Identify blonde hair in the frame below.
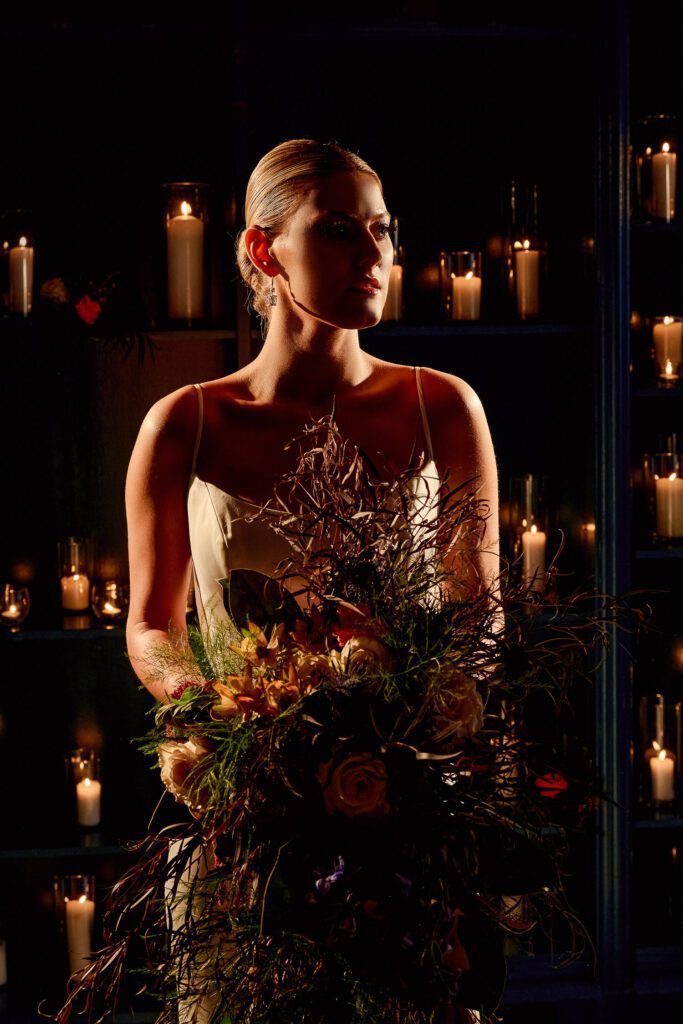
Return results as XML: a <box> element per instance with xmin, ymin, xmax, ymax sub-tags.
<box><xmin>235</xmin><ymin>138</ymin><xmax>383</xmax><ymax>328</ymax></box>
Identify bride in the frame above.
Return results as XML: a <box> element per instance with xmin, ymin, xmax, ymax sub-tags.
<box><xmin>125</xmin><ymin>138</ymin><xmax>499</xmax><ymax>1023</ymax></box>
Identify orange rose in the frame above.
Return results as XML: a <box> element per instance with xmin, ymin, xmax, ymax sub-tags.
<box><xmin>335</xmin><ymin>636</ymin><xmax>394</xmax><ymax>674</ymax></box>
<box><xmin>317</xmin><ymin>752</ymin><xmax>390</xmax><ymax>817</ymax></box>
<box><xmin>432</xmin><ymin>666</ymin><xmax>484</xmax><ymax>742</ymax></box>
<box><xmin>157</xmin><ymin>737</ymin><xmax>213</xmax><ymax>812</ymax></box>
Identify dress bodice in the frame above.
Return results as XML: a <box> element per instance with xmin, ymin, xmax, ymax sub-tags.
<box><xmin>186</xmin><ymin>367</ymin><xmax>441</xmax><ymax>632</ymax></box>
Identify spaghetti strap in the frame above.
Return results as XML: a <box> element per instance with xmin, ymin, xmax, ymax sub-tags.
<box><xmin>414</xmin><ymin>366</ymin><xmax>435</xmax><ymax>463</ymax></box>
<box><xmin>190</xmin><ymin>383</ymin><xmax>204</xmax><ymax>479</ymax></box>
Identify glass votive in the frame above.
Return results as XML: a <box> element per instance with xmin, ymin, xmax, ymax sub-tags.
<box><xmin>163</xmin><ymin>182</ymin><xmax>209</xmax><ymax>325</ymax></box>
<box><xmin>512</xmin><ymin>238</ymin><xmax>542</xmax><ymax>320</ymax></box>
<box><xmin>65</xmin><ymin>749</ymin><xmax>102</xmax><ymax>827</ymax></box>
<box><xmin>91</xmin><ymin>579</ymin><xmax>129</xmax><ymax>626</ymax></box>
<box><xmin>58</xmin><ymin>537</ymin><xmax>93</xmax><ymax>613</ymax></box>
<box><xmin>643</xmin><ymin>451</ymin><xmax>683</xmax><ymax>542</ymax></box>
<box><xmin>7</xmin><ymin>223</ymin><xmax>35</xmax><ymax>317</ymax></box>
<box><xmin>638</xmin><ymin>693</ymin><xmax>681</xmax><ymax>811</ymax></box>
<box><xmin>635</xmin><ymin>115</ymin><xmax>678</xmax><ymax>222</ymax></box>
<box><xmin>652</xmin><ymin>316</ymin><xmax>683</xmax><ymax>386</ymax></box>
<box><xmin>506</xmin><ymin>474</ymin><xmax>551</xmax><ymax>590</ymax></box>
<box><xmin>440</xmin><ymin>251</ymin><xmax>482</xmax><ymax>321</ymax></box>
<box><xmin>0</xmin><ymin>583</ymin><xmax>30</xmax><ymax>630</ymax></box>
<box><xmin>54</xmin><ymin>874</ymin><xmax>96</xmax><ymax>976</ymax></box>
<box><xmin>381</xmin><ymin>216</ymin><xmax>404</xmax><ymax>322</ymax></box>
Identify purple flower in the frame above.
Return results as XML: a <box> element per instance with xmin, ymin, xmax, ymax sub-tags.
<box><xmin>314</xmin><ymin>855</ymin><xmax>345</xmax><ymax>894</ymax></box>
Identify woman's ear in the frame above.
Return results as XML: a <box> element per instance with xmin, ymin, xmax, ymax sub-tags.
<box><xmin>245</xmin><ymin>226</ymin><xmax>274</xmax><ymax>274</ymax></box>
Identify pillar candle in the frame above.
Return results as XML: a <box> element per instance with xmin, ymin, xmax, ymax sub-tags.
<box><xmin>655</xmin><ymin>473</ymin><xmax>683</xmax><ymax>538</ymax></box>
<box><xmin>381</xmin><ymin>264</ymin><xmax>403</xmax><ymax>321</ymax></box>
<box><xmin>8</xmin><ymin>237</ymin><xmax>34</xmax><ymax>316</ymax></box>
<box><xmin>167</xmin><ymin>201</ymin><xmax>205</xmax><ymax>321</ymax></box>
<box><xmin>522</xmin><ymin>524</ymin><xmax>546</xmax><ymax>590</ymax></box>
<box><xmin>76</xmin><ymin>776</ymin><xmax>101</xmax><ymax>827</ymax></box>
<box><xmin>652</xmin><ymin>143</ymin><xmax>676</xmax><ymax>221</ymax></box>
<box><xmin>60</xmin><ymin>574</ymin><xmax>90</xmax><ymax>612</ymax></box>
<box><xmin>653</xmin><ymin>317</ymin><xmax>682</xmax><ymax>381</ymax></box>
<box><xmin>650</xmin><ymin>749</ymin><xmax>675</xmax><ymax>802</ymax></box>
<box><xmin>514</xmin><ymin>243</ymin><xmax>540</xmax><ymax>318</ymax></box>
<box><xmin>451</xmin><ymin>272</ymin><xmax>482</xmax><ymax>320</ymax></box>
<box><xmin>65</xmin><ymin>896</ymin><xmax>95</xmax><ymax>975</ymax></box>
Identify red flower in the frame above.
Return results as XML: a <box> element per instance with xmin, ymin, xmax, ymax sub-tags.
<box><xmin>534</xmin><ymin>771</ymin><xmax>569</xmax><ymax>799</ymax></box>
<box><xmin>330</xmin><ymin>602</ymin><xmax>387</xmax><ymax>645</ymax></box>
<box><xmin>75</xmin><ymin>295</ymin><xmax>102</xmax><ymax>325</ymax></box>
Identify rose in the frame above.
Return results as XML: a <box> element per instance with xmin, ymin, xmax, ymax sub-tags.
<box><xmin>75</xmin><ymin>295</ymin><xmax>102</xmax><ymax>325</ymax></box>
<box><xmin>157</xmin><ymin>737</ymin><xmax>213</xmax><ymax>812</ymax></box>
<box><xmin>335</xmin><ymin>636</ymin><xmax>394</xmax><ymax>674</ymax></box>
<box><xmin>292</xmin><ymin>650</ymin><xmax>337</xmax><ymax>685</ymax></box>
<box><xmin>330</xmin><ymin>602</ymin><xmax>388</xmax><ymax>645</ymax></box>
<box><xmin>317</xmin><ymin>752</ymin><xmax>390</xmax><ymax>817</ymax></box>
<box><xmin>433</xmin><ymin>665</ymin><xmax>484</xmax><ymax>741</ymax></box>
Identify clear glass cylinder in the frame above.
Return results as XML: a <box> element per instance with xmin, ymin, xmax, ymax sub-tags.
<box><xmin>381</xmin><ymin>216</ymin><xmax>404</xmax><ymax>322</ymax></box>
<box><xmin>651</xmin><ymin>316</ymin><xmax>683</xmax><ymax>386</ymax></box>
<box><xmin>91</xmin><ymin>579</ymin><xmax>129</xmax><ymax>626</ymax></box>
<box><xmin>643</xmin><ymin>450</ymin><xmax>683</xmax><ymax>541</ymax></box>
<box><xmin>440</xmin><ymin>251</ymin><xmax>482</xmax><ymax>321</ymax></box>
<box><xmin>163</xmin><ymin>182</ymin><xmax>209</xmax><ymax>325</ymax></box>
<box><xmin>53</xmin><ymin>874</ymin><xmax>96</xmax><ymax>976</ymax></box>
<box><xmin>504</xmin><ymin>181</ymin><xmax>545</xmax><ymax>321</ymax></box>
<box><xmin>634</xmin><ymin>114</ymin><xmax>678</xmax><ymax>222</ymax></box>
<box><xmin>0</xmin><ymin>583</ymin><xmax>30</xmax><ymax>630</ymax></box>
<box><xmin>637</xmin><ymin>694</ymin><xmax>681</xmax><ymax>812</ymax></box>
<box><xmin>507</xmin><ymin>474</ymin><xmax>551</xmax><ymax>591</ymax></box>
<box><xmin>58</xmin><ymin>537</ymin><xmax>93</xmax><ymax>613</ymax></box>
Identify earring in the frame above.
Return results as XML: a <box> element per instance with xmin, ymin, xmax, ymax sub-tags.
<box><xmin>268</xmin><ymin>275</ymin><xmax>277</xmax><ymax>307</ymax></box>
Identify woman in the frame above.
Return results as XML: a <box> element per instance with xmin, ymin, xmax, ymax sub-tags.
<box><xmin>126</xmin><ymin>138</ymin><xmax>501</xmax><ymax>702</ymax></box>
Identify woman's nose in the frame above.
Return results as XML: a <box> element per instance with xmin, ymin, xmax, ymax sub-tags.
<box><xmin>357</xmin><ymin>229</ymin><xmax>384</xmax><ymax>269</ymax></box>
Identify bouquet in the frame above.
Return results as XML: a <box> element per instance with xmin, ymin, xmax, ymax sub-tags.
<box><xmin>48</xmin><ymin>414</ymin><xmax>648</xmax><ymax>1024</ymax></box>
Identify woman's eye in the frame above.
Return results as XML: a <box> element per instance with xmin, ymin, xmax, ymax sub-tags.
<box><xmin>320</xmin><ymin>221</ymin><xmax>392</xmax><ymax>239</ymax></box>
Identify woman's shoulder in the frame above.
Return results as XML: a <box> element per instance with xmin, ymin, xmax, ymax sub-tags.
<box><xmin>417</xmin><ymin>366</ymin><xmax>486</xmax><ymax>419</ymax></box>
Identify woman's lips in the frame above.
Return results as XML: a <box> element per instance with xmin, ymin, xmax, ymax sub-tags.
<box><xmin>348</xmin><ymin>283</ymin><xmax>381</xmax><ymax>295</ymax></box>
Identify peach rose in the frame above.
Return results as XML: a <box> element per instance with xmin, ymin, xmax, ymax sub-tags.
<box><xmin>317</xmin><ymin>752</ymin><xmax>390</xmax><ymax>817</ymax></box>
<box><xmin>336</xmin><ymin>636</ymin><xmax>394</xmax><ymax>674</ymax></box>
<box><xmin>433</xmin><ymin>666</ymin><xmax>484</xmax><ymax>741</ymax></box>
<box><xmin>158</xmin><ymin>737</ymin><xmax>213</xmax><ymax>811</ymax></box>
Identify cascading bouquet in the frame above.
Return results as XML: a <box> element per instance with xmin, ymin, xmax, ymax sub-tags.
<box><xmin>48</xmin><ymin>414</ymin><xmax>649</xmax><ymax>1024</ymax></box>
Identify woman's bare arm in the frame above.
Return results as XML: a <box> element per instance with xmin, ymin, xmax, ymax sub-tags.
<box><xmin>125</xmin><ymin>384</ymin><xmax>201</xmax><ymax>702</ymax></box>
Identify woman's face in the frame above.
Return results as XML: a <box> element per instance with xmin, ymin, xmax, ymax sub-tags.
<box><xmin>263</xmin><ymin>171</ymin><xmax>394</xmax><ymax>329</ymax></box>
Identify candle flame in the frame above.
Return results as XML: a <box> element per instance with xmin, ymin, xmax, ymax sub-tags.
<box><xmin>19</xmin><ymin>236</ymin><xmax>28</xmax><ymax>247</ymax></box>
<box><xmin>666</xmin><ymin>358</ymin><xmax>674</xmax><ymax>375</ymax></box>
<box><xmin>658</xmin><ymin>749</ymin><xmax>668</xmax><ymax>761</ymax></box>
<box><xmin>645</xmin><ymin>146</ymin><xmax>652</xmax><ymax>155</ymax></box>
<box><xmin>83</xmin><ymin>777</ymin><xmax>92</xmax><ymax>789</ymax></box>
<box><xmin>8</xmin><ymin>604</ymin><xmax>17</xmax><ymax>614</ymax></box>
<box><xmin>78</xmin><ymin>894</ymin><xmax>88</xmax><ymax>904</ymax></box>
<box><xmin>2</xmin><ymin>241</ymin><xmax>8</xmax><ymax>251</ymax></box>
<box><xmin>523</xmin><ymin>239</ymin><xmax>530</xmax><ymax>250</ymax></box>
<box><xmin>663</xmin><ymin>141</ymin><xmax>671</xmax><ymax>153</ymax></box>
<box><xmin>180</xmin><ymin>201</ymin><xmax>192</xmax><ymax>216</ymax></box>
<box><xmin>530</xmin><ymin>524</ymin><xmax>537</xmax><ymax>534</ymax></box>
<box><xmin>465</xmin><ymin>271</ymin><xmax>474</xmax><ymax>280</ymax></box>
<box><xmin>669</xmin><ymin>472</ymin><xmax>677</xmax><ymax>481</ymax></box>
<box><xmin>664</xmin><ymin>315</ymin><xmax>674</xmax><ymax>325</ymax></box>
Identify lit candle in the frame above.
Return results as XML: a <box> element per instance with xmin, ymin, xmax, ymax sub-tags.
<box><xmin>1</xmin><ymin>603</ymin><xmax>21</xmax><ymax>623</ymax></box>
<box><xmin>522</xmin><ymin>524</ymin><xmax>546</xmax><ymax>590</ymax></box>
<box><xmin>451</xmin><ymin>271</ymin><xmax>482</xmax><ymax>320</ymax></box>
<box><xmin>60</xmin><ymin>574</ymin><xmax>90</xmax><ymax>612</ymax></box>
<box><xmin>167</xmin><ymin>200</ymin><xmax>205</xmax><ymax>321</ymax></box>
<box><xmin>650</xmin><ymin>748</ymin><xmax>675</xmax><ymax>802</ymax></box>
<box><xmin>653</xmin><ymin>316</ymin><xmax>682</xmax><ymax>382</ymax></box>
<box><xmin>65</xmin><ymin>895</ymin><xmax>95</xmax><ymax>975</ymax></box>
<box><xmin>381</xmin><ymin>264</ymin><xmax>403</xmax><ymax>321</ymax></box>
<box><xmin>514</xmin><ymin>240</ymin><xmax>540</xmax><ymax>319</ymax></box>
<box><xmin>655</xmin><ymin>473</ymin><xmax>683</xmax><ymax>538</ymax></box>
<box><xmin>76</xmin><ymin>776</ymin><xmax>101</xmax><ymax>827</ymax></box>
<box><xmin>8</xmin><ymin>236</ymin><xmax>34</xmax><ymax>316</ymax></box>
<box><xmin>652</xmin><ymin>142</ymin><xmax>676</xmax><ymax>221</ymax></box>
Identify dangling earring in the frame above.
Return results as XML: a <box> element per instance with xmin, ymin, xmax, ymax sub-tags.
<box><xmin>268</xmin><ymin>275</ymin><xmax>277</xmax><ymax>307</ymax></box>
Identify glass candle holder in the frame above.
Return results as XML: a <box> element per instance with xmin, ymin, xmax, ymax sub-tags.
<box><xmin>91</xmin><ymin>579</ymin><xmax>129</xmax><ymax>626</ymax></box>
<box><xmin>65</xmin><ymin>749</ymin><xmax>102</xmax><ymax>827</ymax></box>
<box><xmin>381</xmin><ymin>216</ymin><xmax>404</xmax><ymax>322</ymax></box>
<box><xmin>440</xmin><ymin>251</ymin><xmax>482</xmax><ymax>321</ymax></box>
<box><xmin>163</xmin><ymin>182</ymin><xmax>209</xmax><ymax>325</ymax></box>
<box><xmin>54</xmin><ymin>874</ymin><xmax>96</xmax><ymax>976</ymax></box>
<box><xmin>504</xmin><ymin>181</ymin><xmax>545</xmax><ymax>320</ymax></box>
<box><xmin>58</xmin><ymin>537</ymin><xmax>93</xmax><ymax>613</ymax></box>
<box><xmin>0</xmin><ymin>583</ymin><xmax>30</xmax><ymax>630</ymax></box>
<box><xmin>651</xmin><ymin>316</ymin><xmax>683</xmax><ymax>386</ymax></box>
<box><xmin>507</xmin><ymin>474</ymin><xmax>551</xmax><ymax>591</ymax></box>
<box><xmin>638</xmin><ymin>693</ymin><xmax>681</xmax><ymax>812</ymax></box>
<box><xmin>635</xmin><ymin>115</ymin><xmax>678</xmax><ymax>222</ymax></box>
<box><xmin>643</xmin><ymin>451</ymin><xmax>683</xmax><ymax>542</ymax></box>
<box><xmin>7</xmin><ymin>220</ymin><xmax>35</xmax><ymax>317</ymax></box>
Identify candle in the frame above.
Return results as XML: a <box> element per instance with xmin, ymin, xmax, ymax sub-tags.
<box><xmin>8</xmin><ymin>237</ymin><xmax>34</xmax><ymax>316</ymax></box>
<box><xmin>522</xmin><ymin>524</ymin><xmax>546</xmax><ymax>590</ymax></box>
<box><xmin>76</xmin><ymin>776</ymin><xmax>101</xmax><ymax>827</ymax></box>
<box><xmin>381</xmin><ymin>264</ymin><xmax>403</xmax><ymax>321</ymax></box>
<box><xmin>652</xmin><ymin>142</ymin><xmax>676</xmax><ymax>221</ymax></box>
<box><xmin>167</xmin><ymin>201</ymin><xmax>205</xmax><ymax>321</ymax></box>
<box><xmin>655</xmin><ymin>473</ymin><xmax>683</xmax><ymax>538</ymax></box>
<box><xmin>514</xmin><ymin>241</ymin><xmax>540</xmax><ymax>318</ymax></box>
<box><xmin>1</xmin><ymin>603</ymin><xmax>21</xmax><ymax>623</ymax></box>
<box><xmin>61</xmin><ymin>573</ymin><xmax>90</xmax><ymax>612</ymax></box>
<box><xmin>650</xmin><ymin>748</ymin><xmax>675</xmax><ymax>802</ymax></box>
<box><xmin>65</xmin><ymin>895</ymin><xmax>95</xmax><ymax>975</ymax></box>
<box><xmin>653</xmin><ymin>316</ymin><xmax>682</xmax><ymax>382</ymax></box>
<box><xmin>451</xmin><ymin>272</ymin><xmax>482</xmax><ymax>320</ymax></box>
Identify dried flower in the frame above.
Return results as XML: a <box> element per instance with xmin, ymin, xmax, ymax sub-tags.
<box><xmin>40</xmin><ymin>277</ymin><xmax>70</xmax><ymax>305</ymax></box>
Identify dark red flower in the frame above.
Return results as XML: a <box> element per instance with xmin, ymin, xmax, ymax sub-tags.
<box><xmin>75</xmin><ymin>295</ymin><xmax>102</xmax><ymax>325</ymax></box>
<box><xmin>534</xmin><ymin>770</ymin><xmax>569</xmax><ymax>799</ymax></box>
